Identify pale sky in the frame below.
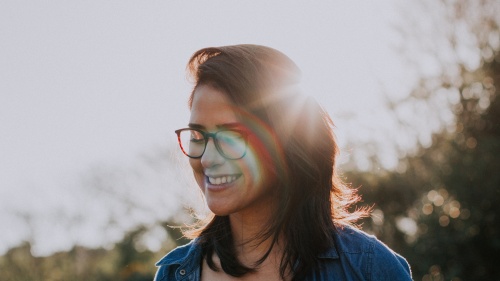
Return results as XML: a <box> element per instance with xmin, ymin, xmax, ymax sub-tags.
<box><xmin>0</xmin><ymin>0</ymin><xmax>422</xmax><ymax>255</ymax></box>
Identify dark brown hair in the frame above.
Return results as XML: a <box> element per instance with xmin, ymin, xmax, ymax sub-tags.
<box><xmin>184</xmin><ymin>44</ymin><xmax>366</xmax><ymax>280</ymax></box>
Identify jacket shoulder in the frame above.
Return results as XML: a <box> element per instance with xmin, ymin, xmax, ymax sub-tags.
<box><xmin>154</xmin><ymin>239</ymin><xmax>202</xmax><ymax>281</ymax></box>
<box><xmin>334</xmin><ymin>225</ymin><xmax>375</xmax><ymax>253</ymax></box>
<box><xmin>333</xmin><ymin>225</ymin><xmax>412</xmax><ymax>280</ymax></box>
<box><xmin>156</xmin><ymin>239</ymin><xmax>199</xmax><ymax>266</ymax></box>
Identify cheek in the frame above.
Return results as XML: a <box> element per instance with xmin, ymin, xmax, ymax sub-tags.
<box><xmin>240</xmin><ymin>151</ymin><xmax>262</xmax><ymax>185</ymax></box>
<box><xmin>189</xmin><ymin>159</ymin><xmax>204</xmax><ymax>183</ymax></box>
<box><xmin>248</xmin><ymin>136</ymin><xmax>276</xmax><ymax>175</ymax></box>
<box><xmin>189</xmin><ymin>158</ymin><xmax>199</xmax><ymax>169</ymax></box>
<box><xmin>244</xmin><ymin>137</ymin><xmax>277</xmax><ymax>186</ymax></box>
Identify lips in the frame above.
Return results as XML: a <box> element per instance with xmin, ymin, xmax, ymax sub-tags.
<box><xmin>206</xmin><ymin>174</ymin><xmax>240</xmax><ymax>185</ymax></box>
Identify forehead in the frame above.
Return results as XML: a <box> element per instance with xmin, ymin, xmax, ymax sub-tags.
<box><xmin>189</xmin><ymin>84</ymin><xmax>240</xmax><ymax>126</ymax></box>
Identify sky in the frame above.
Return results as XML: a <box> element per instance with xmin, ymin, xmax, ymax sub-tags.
<box><xmin>0</xmin><ymin>0</ymin><xmax>421</xmax><ymax>256</ymax></box>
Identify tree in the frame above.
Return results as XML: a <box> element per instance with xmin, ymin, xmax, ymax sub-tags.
<box><xmin>0</xmin><ymin>220</ymin><xmax>189</xmax><ymax>281</ymax></box>
<box><xmin>348</xmin><ymin>1</ymin><xmax>500</xmax><ymax>280</ymax></box>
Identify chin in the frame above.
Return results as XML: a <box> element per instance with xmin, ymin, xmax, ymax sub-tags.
<box><xmin>206</xmin><ymin>201</ymin><xmax>234</xmax><ymax>216</ymax></box>
<box><xmin>208</xmin><ymin>205</ymin><xmax>231</xmax><ymax>217</ymax></box>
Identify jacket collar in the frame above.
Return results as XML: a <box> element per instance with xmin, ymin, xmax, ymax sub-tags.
<box><xmin>156</xmin><ymin>239</ymin><xmax>202</xmax><ymax>280</ymax></box>
<box><xmin>157</xmin><ymin>237</ymin><xmax>340</xmax><ymax>266</ymax></box>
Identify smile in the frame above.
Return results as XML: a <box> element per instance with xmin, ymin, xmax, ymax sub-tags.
<box><xmin>207</xmin><ymin>175</ymin><xmax>240</xmax><ymax>185</ymax></box>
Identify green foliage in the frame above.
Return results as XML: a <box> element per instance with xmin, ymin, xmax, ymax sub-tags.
<box><xmin>408</xmin><ymin>55</ymin><xmax>500</xmax><ymax>280</ymax></box>
<box><xmin>0</xmin><ymin>222</ymin><xmax>187</xmax><ymax>281</ymax></box>
<box><xmin>349</xmin><ymin>12</ymin><xmax>500</xmax><ymax>280</ymax></box>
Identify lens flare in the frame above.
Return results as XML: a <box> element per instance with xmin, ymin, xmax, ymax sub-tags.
<box><xmin>227</xmin><ymin>89</ymin><xmax>322</xmax><ymax>185</ymax></box>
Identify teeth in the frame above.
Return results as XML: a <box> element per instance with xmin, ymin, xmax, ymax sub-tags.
<box><xmin>208</xmin><ymin>175</ymin><xmax>238</xmax><ymax>185</ymax></box>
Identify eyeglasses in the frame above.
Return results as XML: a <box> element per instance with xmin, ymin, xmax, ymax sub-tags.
<box><xmin>175</xmin><ymin>128</ymin><xmax>248</xmax><ymax>160</ymax></box>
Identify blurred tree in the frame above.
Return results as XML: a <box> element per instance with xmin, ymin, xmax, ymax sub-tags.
<box><xmin>0</xmin><ymin>242</ymin><xmax>114</xmax><ymax>281</ymax></box>
<box><xmin>0</xmin><ymin>220</ymin><xmax>188</xmax><ymax>281</ymax></box>
<box><xmin>407</xmin><ymin>45</ymin><xmax>500</xmax><ymax>281</ymax></box>
<box><xmin>348</xmin><ymin>0</ymin><xmax>500</xmax><ymax>280</ymax></box>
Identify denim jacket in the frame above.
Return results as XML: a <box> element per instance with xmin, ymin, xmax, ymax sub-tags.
<box><xmin>154</xmin><ymin>226</ymin><xmax>412</xmax><ymax>281</ymax></box>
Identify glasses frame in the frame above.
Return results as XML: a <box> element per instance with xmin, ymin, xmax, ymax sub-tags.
<box><xmin>174</xmin><ymin>128</ymin><xmax>249</xmax><ymax>160</ymax></box>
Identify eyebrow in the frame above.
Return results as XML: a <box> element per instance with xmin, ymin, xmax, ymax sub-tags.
<box><xmin>188</xmin><ymin>123</ymin><xmax>205</xmax><ymax>130</ymax></box>
<box><xmin>188</xmin><ymin>122</ymin><xmax>243</xmax><ymax>130</ymax></box>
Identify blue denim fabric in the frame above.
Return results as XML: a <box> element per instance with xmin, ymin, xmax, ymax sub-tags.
<box><xmin>154</xmin><ymin>226</ymin><xmax>412</xmax><ymax>281</ymax></box>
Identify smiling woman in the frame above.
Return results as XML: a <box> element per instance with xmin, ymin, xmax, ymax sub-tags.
<box><xmin>185</xmin><ymin>84</ymin><xmax>273</xmax><ymax>217</ymax></box>
<box><xmin>154</xmin><ymin>45</ymin><xmax>412</xmax><ymax>281</ymax></box>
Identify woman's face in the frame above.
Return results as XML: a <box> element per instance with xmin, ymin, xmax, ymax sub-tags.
<box><xmin>188</xmin><ymin>84</ymin><xmax>275</xmax><ymax>216</ymax></box>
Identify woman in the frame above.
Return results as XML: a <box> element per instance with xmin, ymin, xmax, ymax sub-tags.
<box><xmin>155</xmin><ymin>45</ymin><xmax>412</xmax><ymax>280</ymax></box>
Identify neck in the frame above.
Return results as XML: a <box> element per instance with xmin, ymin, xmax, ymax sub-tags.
<box><xmin>228</xmin><ymin>203</ymin><xmax>281</xmax><ymax>267</ymax></box>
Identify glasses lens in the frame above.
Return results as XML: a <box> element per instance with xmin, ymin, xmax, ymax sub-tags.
<box><xmin>216</xmin><ymin>130</ymin><xmax>247</xmax><ymax>159</ymax></box>
<box><xmin>178</xmin><ymin>129</ymin><xmax>205</xmax><ymax>158</ymax></box>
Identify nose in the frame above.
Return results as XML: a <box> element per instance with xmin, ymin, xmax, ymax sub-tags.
<box><xmin>200</xmin><ymin>138</ymin><xmax>225</xmax><ymax>168</ymax></box>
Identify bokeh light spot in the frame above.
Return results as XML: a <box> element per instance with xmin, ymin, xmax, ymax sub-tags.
<box><xmin>439</xmin><ymin>215</ymin><xmax>450</xmax><ymax>227</ymax></box>
<box><xmin>371</xmin><ymin>209</ymin><xmax>385</xmax><ymax>226</ymax></box>
<box><xmin>422</xmin><ymin>203</ymin><xmax>433</xmax><ymax>215</ymax></box>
